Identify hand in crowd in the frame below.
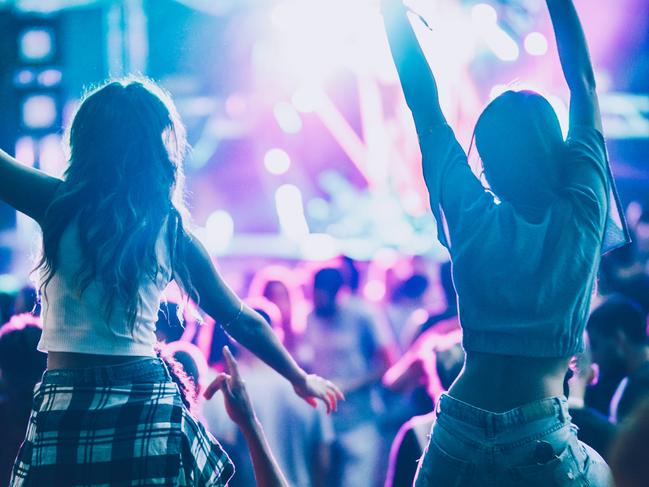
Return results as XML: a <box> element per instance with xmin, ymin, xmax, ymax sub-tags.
<box><xmin>204</xmin><ymin>346</ymin><xmax>256</xmax><ymax>429</ymax></box>
<box><xmin>292</xmin><ymin>373</ymin><xmax>345</xmax><ymax>414</ymax></box>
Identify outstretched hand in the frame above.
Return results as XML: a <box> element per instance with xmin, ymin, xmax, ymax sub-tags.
<box><xmin>204</xmin><ymin>346</ymin><xmax>256</xmax><ymax>429</ymax></box>
<box><xmin>292</xmin><ymin>373</ymin><xmax>345</xmax><ymax>414</ymax></box>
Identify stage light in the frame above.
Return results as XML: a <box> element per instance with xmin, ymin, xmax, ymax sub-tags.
<box><xmin>39</xmin><ymin>134</ymin><xmax>66</xmax><ymax>177</ymax></box>
<box><xmin>300</xmin><ymin>233</ymin><xmax>338</xmax><ymax>261</ymax></box>
<box><xmin>264</xmin><ymin>148</ymin><xmax>291</xmax><ymax>175</ymax></box>
<box><xmin>273</xmin><ymin>101</ymin><xmax>302</xmax><ymax>134</ymax></box>
<box><xmin>14</xmin><ymin>69</ymin><xmax>35</xmax><ymax>86</ymax></box>
<box><xmin>364</xmin><ymin>279</ymin><xmax>386</xmax><ymax>302</ymax></box>
<box><xmin>204</xmin><ymin>210</ymin><xmax>235</xmax><ymax>254</ymax></box>
<box><xmin>484</xmin><ymin>26</ymin><xmax>520</xmax><ymax>62</ymax></box>
<box><xmin>37</xmin><ymin>69</ymin><xmax>62</xmax><ymax>87</ymax></box>
<box><xmin>307</xmin><ymin>197</ymin><xmax>330</xmax><ymax>220</ymax></box>
<box><xmin>291</xmin><ymin>86</ymin><xmax>323</xmax><ymax>113</ymax></box>
<box><xmin>19</xmin><ymin>28</ymin><xmax>54</xmax><ymax>63</ymax></box>
<box><xmin>275</xmin><ymin>184</ymin><xmax>309</xmax><ymax>241</ymax></box>
<box><xmin>471</xmin><ymin>3</ymin><xmax>498</xmax><ymax>26</ymax></box>
<box><xmin>15</xmin><ymin>136</ymin><xmax>36</xmax><ymax>167</ymax></box>
<box><xmin>524</xmin><ymin>32</ymin><xmax>548</xmax><ymax>56</ymax></box>
<box><xmin>21</xmin><ymin>94</ymin><xmax>57</xmax><ymax>129</ymax></box>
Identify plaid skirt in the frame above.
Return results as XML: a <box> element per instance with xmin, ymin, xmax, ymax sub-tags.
<box><xmin>10</xmin><ymin>358</ymin><xmax>234</xmax><ymax>486</ymax></box>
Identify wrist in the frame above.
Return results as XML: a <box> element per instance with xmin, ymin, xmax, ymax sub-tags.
<box><xmin>289</xmin><ymin>367</ymin><xmax>308</xmax><ymax>388</ymax></box>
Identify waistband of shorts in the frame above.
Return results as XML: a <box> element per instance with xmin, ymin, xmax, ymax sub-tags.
<box><xmin>436</xmin><ymin>393</ymin><xmax>569</xmax><ymax>431</ymax></box>
<box><xmin>42</xmin><ymin>357</ymin><xmax>171</xmax><ymax>386</ymax></box>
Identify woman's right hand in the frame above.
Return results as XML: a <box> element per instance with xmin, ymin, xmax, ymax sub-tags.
<box><xmin>204</xmin><ymin>346</ymin><xmax>256</xmax><ymax>430</ymax></box>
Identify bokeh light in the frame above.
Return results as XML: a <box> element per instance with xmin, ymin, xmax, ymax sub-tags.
<box><xmin>264</xmin><ymin>148</ymin><xmax>291</xmax><ymax>175</ymax></box>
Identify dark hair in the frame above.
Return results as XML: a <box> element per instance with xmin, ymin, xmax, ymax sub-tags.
<box><xmin>341</xmin><ymin>256</ymin><xmax>360</xmax><ymax>293</ymax></box>
<box><xmin>475</xmin><ymin>90</ymin><xmax>564</xmax><ymax>207</ymax></box>
<box><xmin>156</xmin><ymin>347</ymin><xmax>197</xmax><ymax>410</ymax></box>
<box><xmin>314</xmin><ymin>268</ymin><xmax>344</xmax><ymax>295</ymax></box>
<box><xmin>156</xmin><ymin>302</ymin><xmax>184</xmax><ymax>343</ymax></box>
<box><xmin>609</xmin><ymin>398</ymin><xmax>649</xmax><ymax>487</ymax></box>
<box><xmin>587</xmin><ymin>295</ymin><xmax>648</xmax><ymax>345</ymax></box>
<box><xmin>35</xmin><ymin>77</ymin><xmax>196</xmax><ymax>330</ymax></box>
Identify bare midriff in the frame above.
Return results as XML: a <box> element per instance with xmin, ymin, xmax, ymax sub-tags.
<box><xmin>47</xmin><ymin>351</ymin><xmax>152</xmax><ymax>369</ymax></box>
<box><xmin>447</xmin><ymin>352</ymin><xmax>571</xmax><ymax>413</ymax></box>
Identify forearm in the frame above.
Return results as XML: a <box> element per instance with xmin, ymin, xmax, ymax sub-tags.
<box><xmin>227</xmin><ymin>309</ymin><xmax>306</xmax><ymax>386</ymax></box>
<box><xmin>0</xmin><ymin>148</ymin><xmax>60</xmax><ymax>222</ymax></box>
<box><xmin>239</xmin><ymin>418</ymin><xmax>290</xmax><ymax>487</ymax></box>
<box><xmin>382</xmin><ymin>0</ymin><xmax>445</xmax><ymax>130</ymax></box>
<box><xmin>546</xmin><ymin>0</ymin><xmax>596</xmax><ymax>90</ymax></box>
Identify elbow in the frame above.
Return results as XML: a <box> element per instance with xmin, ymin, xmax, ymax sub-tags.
<box><xmin>571</xmin><ymin>72</ymin><xmax>597</xmax><ymax>94</ymax></box>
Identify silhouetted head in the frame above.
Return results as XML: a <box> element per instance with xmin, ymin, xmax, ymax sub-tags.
<box><xmin>587</xmin><ymin>295</ymin><xmax>648</xmax><ymax>372</ymax></box>
<box><xmin>313</xmin><ymin>268</ymin><xmax>344</xmax><ymax>316</ymax></box>
<box><xmin>475</xmin><ymin>90</ymin><xmax>564</xmax><ymax>207</ymax></box>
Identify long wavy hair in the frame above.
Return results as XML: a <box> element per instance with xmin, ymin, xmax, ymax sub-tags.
<box><xmin>36</xmin><ymin>77</ymin><xmax>196</xmax><ymax>329</ymax></box>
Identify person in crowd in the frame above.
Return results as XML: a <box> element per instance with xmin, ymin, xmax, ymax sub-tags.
<box><xmin>564</xmin><ymin>337</ymin><xmax>617</xmax><ymax>460</ymax></box>
<box><xmin>0</xmin><ymin>314</ymin><xmax>47</xmax><ymax>487</ymax></box>
<box><xmin>1</xmin><ymin>77</ymin><xmax>341</xmax><ymax>486</ymax></box>
<box><xmin>382</xmin><ymin>0</ymin><xmax>629</xmax><ymax>484</ymax></box>
<box><xmin>299</xmin><ymin>267</ymin><xmax>391</xmax><ymax>487</ymax></box>
<box><xmin>248</xmin><ymin>266</ymin><xmax>305</xmax><ymax>353</ymax></box>
<box><xmin>155</xmin><ymin>301</ymin><xmax>185</xmax><ymax>343</ymax></box>
<box><xmin>608</xmin><ymin>397</ymin><xmax>649</xmax><ymax>487</ymax></box>
<box><xmin>588</xmin><ymin>295</ymin><xmax>649</xmax><ymax>423</ymax></box>
<box><xmin>165</xmin><ymin>340</ymin><xmax>209</xmax><ymax>399</ymax></box>
<box><xmin>204</xmin><ymin>300</ymin><xmax>334</xmax><ymax>487</ymax></box>
<box><xmin>387</xmin><ymin>273</ymin><xmax>429</xmax><ymax>349</ymax></box>
<box><xmin>384</xmin><ymin>413</ymin><xmax>435</xmax><ymax>487</ymax></box>
<box><xmin>14</xmin><ymin>285</ymin><xmax>40</xmax><ymax>316</ymax></box>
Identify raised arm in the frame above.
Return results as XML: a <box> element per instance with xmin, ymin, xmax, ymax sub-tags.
<box><xmin>0</xmin><ymin>148</ymin><xmax>61</xmax><ymax>224</ymax></box>
<box><xmin>546</xmin><ymin>0</ymin><xmax>602</xmax><ymax>132</ymax></box>
<box><xmin>381</xmin><ymin>0</ymin><xmax>446</xmax><ymax>133</ymax></box>
<box><xmin>178</xmin><ymin>232</ymin><xmax>343</xmax><ymax>413</ymax></box>
<box><xmin>205</xmin><ymin>347</ymin><xmax>289</xmax><ymax>487</ymax></box>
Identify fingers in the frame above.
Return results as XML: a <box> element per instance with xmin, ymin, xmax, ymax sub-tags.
<box><xmin>303</xmin><ymin>396</ymin><xmax>318</xmax><ymax>409</ymax></box>
<box><xmin>328</xmin><ymin>380</ymin><xmax>345</xmax><ymax>401</ymax></box>
<box><xmin>203</xmin><ymin>373</ymin><xmax>229</xmax><ymax>400</ymax></box>
<box><xmin>222</xmin><ymin>346</ymin><xmax>241</xmax><ymax>382</ymax></box>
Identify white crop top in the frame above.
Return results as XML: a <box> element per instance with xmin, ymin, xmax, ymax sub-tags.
<box><xmin>38</xmin><ymin>218</ymin><xmax>173</xmax><ymax>356</ymax></box>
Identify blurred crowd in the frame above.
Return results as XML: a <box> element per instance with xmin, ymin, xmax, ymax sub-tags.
<box><xmin>1</xmin><ymin>205</ymin><xmax>649</xmax><ymax>487</ymax></box>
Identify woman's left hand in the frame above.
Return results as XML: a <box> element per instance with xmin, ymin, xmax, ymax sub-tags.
<box><xmin>292</xmin><ymin>373</ymin><xmax>344</xmax><ymax>414</ymax></box>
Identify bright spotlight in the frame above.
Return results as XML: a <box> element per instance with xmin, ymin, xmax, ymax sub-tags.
<box><xmin>204</xmin><ymin>210</ymin><xmax>235</xmax><ymax>254</ymax></box>
<box><xmin>484</xmin><ymin>27</ymin><xmax>520</xmax><ymax>62</ymax></box>
<box><xmin>524</xmin><ymin>32</ymin><xmax>548</xmax><ymax>56</ymax></box>
<box><xmin>275</xmin><ymin>184</ymin><xmax>309</xmax><ymax>241</ymax></box>
<box><xmin>364</xmin><ymin>279</ymin><xmax>386</xmax><ymax>302</ymax></box>
<box><xmin>264</xmin><ymin>148</ymin><xmax>291</xmax><ymax>175</ymax></box>
<box><xmin>471</xmin><ymin>3</ymin><xmax>498</xmax><ymax>26</ymax></box>
<box><xmin>273</xmin><ymin>102</ymin><xmax>302</xmax><ymax>134</ymax></box>
<box><xmin>19</xmin><ymin>28</ymin><xmax>54</xmax><ymax>63</ymax></box>
<box><xmin>21</xmin><ymin>94</ymin><xmax>57</xmax><ymax>129</ymax></box>
<box><xmin>300</xmin><ymin>233</ymin><xmax>338</xmax><ymax>261</ymax></box>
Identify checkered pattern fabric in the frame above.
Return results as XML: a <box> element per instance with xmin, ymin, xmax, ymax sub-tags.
<box><xmin>10</xmin><ymin>380</ymin><xmax>234</xmax><ymax>486</ymax></box>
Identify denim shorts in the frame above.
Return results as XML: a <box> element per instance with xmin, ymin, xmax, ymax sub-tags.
<box><xmin>414</xmin><ymin>394</ymin><xmax>612</xmax><ymax>487</ymax></box>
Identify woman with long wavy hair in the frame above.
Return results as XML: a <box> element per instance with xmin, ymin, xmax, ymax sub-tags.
<box><xmin>1</xmin><ymin>77</ymin><xmax>341</xmax><ymax>486</ymax></box>
<box><xmin>382</xmin><ymin>0</ymin><xmax>629</xmax><ymax>485</ymax></box>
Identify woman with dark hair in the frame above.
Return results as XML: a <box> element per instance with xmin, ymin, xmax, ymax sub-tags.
<box><xmin>382</xmin><ymin>0</ymin><xmax>629</xmax><ymax>485</ymax></box>
<box><xmin>1</xmin><ymin>77</ymin><xmax>341</xmax><ymax>486</ymax></box>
